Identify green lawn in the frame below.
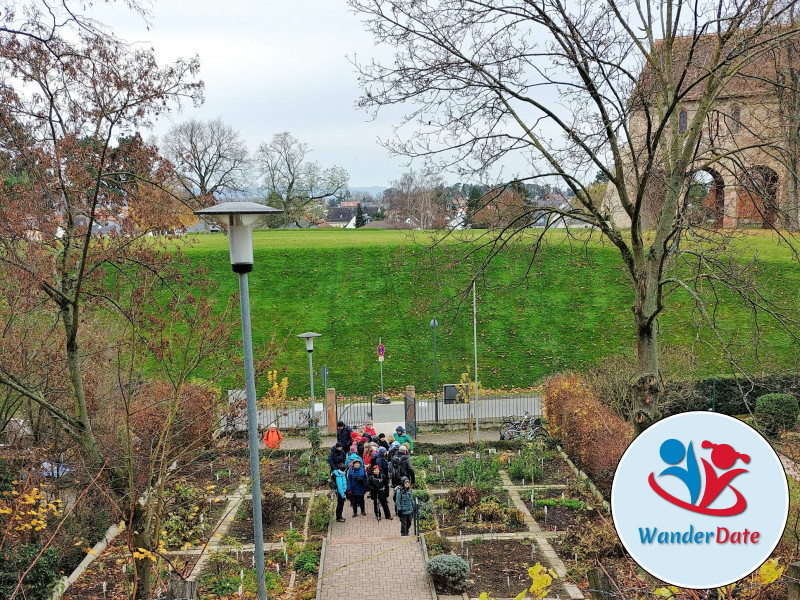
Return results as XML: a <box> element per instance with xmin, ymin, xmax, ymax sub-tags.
<box><xmin>174</xmin><ymin>228</ymin><xmax>800</xmax><ymax>399</ymax></box>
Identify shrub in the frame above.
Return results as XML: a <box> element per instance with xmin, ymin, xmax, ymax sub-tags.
<box><xmin>454</xmin><ymin>455</ymin><xmax>499</xmax><ymax>490</ymax></box>
<box><xmin>426</xmin><ymin>554</ymin><xmax>470</xmax><ymax>594</ymax></box>
<box><xmin>424</xmin><ymin>533</ymin><xmax>453</xmax><ymax>556</ymax></box>
<box><xmin>0</xmin><ymin>543</ymin><xmax>60</xmax><ymax>600</ymax></box>
<box><xmin>309</xmin><ymin>494</ymin><xmax>331</xmax><ymax>533</ymax></box>
<box><xmin>506</xmin><ymin>507</ymin><xmax>526</xmax><ymax>529</ymax></box>
<box><xmin>509</xmin><ymin>458</ymin><xmax>542</xmax><ymax>482</ymax></box>
<box><xmin>559</xmin><ymin>515</ymin><xmax>623</xmax><ymax>561</ymax></box>
<box><xmin>261</xmin><ymin>484</ymin><xmax>288</xmax><ymax>528</ymax></box>
<box><xmin>755</xmin><ymin>393</ymin><xmax>800</xmax><ymax>436</ymax></box>
<box><xmin>450</xmin><ymin>486</ymin><xmax>481</xmax><ymax>508</ymax></box>
<box><xmin>293</xmin><ymin>545</ymin><xmax>320</xmax><ymax>574</ymax></box>
<box><xmin>470</xmin><ymin>501</ymin><xmax>505</xmax><ymax>522</ymax></box>
<box><xmin>544</xmin><ymin>373</ymin><xmax>632</xmax><ymax>496</ymax></box>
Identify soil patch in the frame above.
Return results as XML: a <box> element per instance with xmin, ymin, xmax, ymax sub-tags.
<box><xmin>227</xmin><ymin>499</ymin><xmax>305</xmax><ymax>543</ymax></box>
<box><xmin>523</xmin><ymin>497</ymin><xmax>581</xmax><ymax>532</ymax></box>
<box><xmin>450</xmin><ymin>538</ymin><xmax>571</xmax><ymax>599</ymax></box>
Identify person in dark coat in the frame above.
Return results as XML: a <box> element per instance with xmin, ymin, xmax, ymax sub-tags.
<box><xmin>373</xmin><ymin>447</ymin><xmax>390</xmax><ymax>478</ymax></box>
<box><xmin>347</xmin><ymin>459</ymin><xmax>367</xmax><ymax>517</ymax></box>
<box><xmin>366</xmin><ymin>463</ymin><xmax>393</xmax><ymax>521</ymax></box>
<box><xmin>394</xmin><ymin>476</ymin><xmax>415</xmax><ymax>536</ymax></box>
<box><xmin>336</xmin><ymin>421</ymin><xmax>353</xmax><ymax>449</ymax></box>
<box><xmin>327</xmin><ymin>442</ymin><xmax>347</xmax><ymax>473</ymax></box>
<box><xmin>377</xmin><ymin>433</ymin><xmax>390</xmax><ymax>450</ymax></box>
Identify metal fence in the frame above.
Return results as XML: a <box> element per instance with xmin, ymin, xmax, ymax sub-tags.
<box><xmin>415</xmin><ymin>391</ymin><xmax>542</xmax><ymax>425</ymax></box>
<box><xmin>335</xmin><ymin>394</ymin><xmax>374</xmax><ymax>429</ymax></box>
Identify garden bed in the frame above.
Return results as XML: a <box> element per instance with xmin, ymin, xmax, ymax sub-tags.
<box><xmin>261</xmin><ymin>454</ymin><xmax>328</xmax><ymax>492</ymax></box>
<box><xmin>432</xmin><ymin>488</ymin><xmax>527</xmax><ymax>535</ymax></box>
<box><xmin>451</xmin><ymin>538</ymin><xmax>571</xmax><ymax>599</ymax></box>
<box><xmin>227</xmin><ymin>498</ymin><xmax>306</xmax><ymax>544</ymax></box>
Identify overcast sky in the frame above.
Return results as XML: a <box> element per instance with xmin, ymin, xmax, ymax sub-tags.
<box><xmin>90</xmin><ymin>0</ymin><xmax>413</xmax><ymax>189</ymax></box>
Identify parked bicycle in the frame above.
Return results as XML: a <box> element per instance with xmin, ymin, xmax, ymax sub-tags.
<box><xmin>499</xmin><ymin>412</ymin><xmax>550</xmax><ymax>441</ymax></box>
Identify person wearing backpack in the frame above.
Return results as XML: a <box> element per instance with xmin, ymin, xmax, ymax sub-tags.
<box><xmin>333</xmin><ymin>463</ymin><xmax>348</xmax><ymax>523</ymax></box>
<box><xmin>394</xmin><ymin>476</ymin><xmax>416</xmax><ymax>536</ymax></box>
<box><xmin>396</xmin><ymin>446</ymin><xmax>415</xmax><ymax>484</ymax></box>
<box><xmin>347</xmin><ymin>458</ymin><xmax>368</xmax><ymax>517</ymax></box>
<box><xmin>366</xmin><ymin>463</ymin><xmax>393</xmax><ymax>521</ymax></box>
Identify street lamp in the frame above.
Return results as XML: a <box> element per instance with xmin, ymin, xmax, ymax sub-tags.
<box><xmin>195</xmin><ymin>201</ymin><xmax>280</xmax><ymax>600</ymax></box>
<box><xmin>297</xmin><ymin>332</ymin><xmax>321</xmax><ymax>423</ymax></box>
<box><xmin>430</xmin><ymin>317</ymin><xmax>439</xmax><ymax>423</ymax></box>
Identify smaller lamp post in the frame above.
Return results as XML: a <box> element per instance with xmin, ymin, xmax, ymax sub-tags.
<box><xmin>430</xmin><ymin>317</ymin><xmax>439</xmax><ymax>423</ymax></box>
<box><xmin>195</xmin><ymin>201</ymin><xmax>280</xmax><ymax>600</ymax></box>
<box><xmin>297</xmin><ymin>332</ymin><xmax>322</xmax><ymax>422</ymax></box>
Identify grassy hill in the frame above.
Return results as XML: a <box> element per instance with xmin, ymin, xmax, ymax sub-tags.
<box><xmin>178</xmin><ymin>229</ymin><xmax>800</xmax><ymax>399</ymax></box>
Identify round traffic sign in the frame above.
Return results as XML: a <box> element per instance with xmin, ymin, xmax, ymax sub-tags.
<box><xmin>377</xmin><ymin>343</ymin><xmax>385</xmax><ymax>356</ymax></box>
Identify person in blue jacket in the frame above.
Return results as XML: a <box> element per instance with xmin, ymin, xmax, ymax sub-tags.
<box><xmin>394</xmin><ymin>476</ymin><xmax>415</xmax><ymax>536</ymax></box>
<box><xmin>347</xmin><ymin>458</ymin><xmax>367</xmax><ymax>517</ymax></box>
<box><xmin>333</xmin><ymin>463</ymin><xmax>348</xmax><ymax>522</ymax></box>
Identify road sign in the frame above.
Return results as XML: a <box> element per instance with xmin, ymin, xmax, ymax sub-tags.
<box><xmin>377</xmin><ymin>343</ymin><xmax>385</xmax><ymax>357</ymax></box>
<box><xmin>378</xmin><ymin>355</ymin><xmax>384</xmax><ymax>362</ymax></box>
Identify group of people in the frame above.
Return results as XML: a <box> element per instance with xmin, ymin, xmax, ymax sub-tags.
<box><xmin>328</xmin><ymin>420</ymin><xmax>417</xmax><ymax>536</ymax></box>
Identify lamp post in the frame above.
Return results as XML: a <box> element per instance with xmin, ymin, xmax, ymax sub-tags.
<box><xmin>297</xmin><ymin>332</ymin><xmax>321</xmax><ymax>423</ymax></box>
<box><xmin>430</xmin><ymin>317</ymin><xmax>439</xmax><ymax>423</ymax></box>
<box><xmin>195</xmin><ymin>201</ymin><xmax>280</xmax><ymax>600</ymax></box>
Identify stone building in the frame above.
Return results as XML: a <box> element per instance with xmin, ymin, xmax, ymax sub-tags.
<box><xmin>604</xmin><ymin>31</ymin><xmax>798</xmax><ymax>229</ymax></box>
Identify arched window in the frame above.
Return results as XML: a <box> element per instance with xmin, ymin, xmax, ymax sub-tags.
<box><xmin>679</xmin><ymin>110</ymin><xmax>688</xmax><ymax>134</ymax></box>
<box><xmin>731</xmin><ymin>105</ymin><xmax>741</xmax><ymax>133</ymax></box>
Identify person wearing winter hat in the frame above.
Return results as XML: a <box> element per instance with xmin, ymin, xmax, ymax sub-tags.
<box><xmin>337</xmin><ymin>421</ymin><xmax>354</xmax><ymax>449</ymax></box>
<box><xmin>394</xmin><ymin>426</ymin><xmax>414</xmax><ymax>452</ymax></box>
<box><xmin>347</xmin><ymin>459</ymin><xmax>367</xmax><ymax>517</ymax></box>
<box><xmin>367</xmin><ymin>463</ymin><xmax>392</xmax><ymax>521</ymax></box>
<box><xmin>333</xmin><ymin>463</ymin><xmax>348</xmax><ymax>522</ymax></box>
<box><xmin>377</xmin><ymin>433</ymin><xmax>390</xmax><ymax>450</ymax></box>
<box><xmin>374</xmin><ymin>446</ymin><xmax>390</xmax><ymax>479</ymax></box>
<box><xmin>363</xmin><ymin>420</ymin><xmax>377</xmax><ymax>437</ymax></box>
<box><xmin>394</xmin><ymin>476</ymin><xmax>415</xmax><ymax>536</ymax></box>
<box><xmin>327</xmin><ymin>441</ymin><xmax>347</xmax><ymax>473</ymax></box>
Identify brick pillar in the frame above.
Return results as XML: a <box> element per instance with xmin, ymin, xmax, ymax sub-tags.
<box><xmin>326</xmin><ymin>388</ymin><xmax>337</xmax><ymax>435</ymax></box>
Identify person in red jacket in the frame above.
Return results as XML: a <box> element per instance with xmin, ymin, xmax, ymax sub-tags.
<box><xmin>264</xmin><ymin>424</ymin><xmax>283</xmax><ymax>449</ymax></box>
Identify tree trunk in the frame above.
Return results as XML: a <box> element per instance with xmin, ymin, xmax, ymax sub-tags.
<box><xmin>632</xmin><ymin>271</ymin><xmax>663</xmax><ymax>437</ymax></box>
<box><xmin>131</xmin><ymin>505</ymin><xmax>155</xmax><ymax>600</ymax></box>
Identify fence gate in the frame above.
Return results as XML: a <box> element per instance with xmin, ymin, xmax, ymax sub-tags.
<box><xmin>335</xmin><ymin>393</ymin><xmax>373</xmax><ymax>429</ymax></box>
<box><xmin>404</xmin><ymin>389</ymin><xmax>417</xmax><ymax>438</ymax></box>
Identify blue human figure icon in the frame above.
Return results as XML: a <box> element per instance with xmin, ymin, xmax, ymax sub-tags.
<box><xmin>658</xmin><ymin>438</ymin><xmax>701</xmax><ymax>505</ymax></box>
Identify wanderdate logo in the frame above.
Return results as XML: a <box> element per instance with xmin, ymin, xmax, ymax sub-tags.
<box><xmin>612</xmin><ymin>412</ymin><xmax>788</xmax><ymax>589</ymax></box>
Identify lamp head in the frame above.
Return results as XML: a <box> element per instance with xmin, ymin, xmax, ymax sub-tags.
<box><xmin>297</xmin><ymin>331</ymin><xmax>322</xmax><ymax>352</ymax></box>
<box><xmin>430</xmin><ymin>317</ymin><xmax>438</xmax><ymax>328</ymax></box>
<box><xmin>194</xmin><ymin>201</ymin><xmax>282</xmax><ymax>273</ymax></box>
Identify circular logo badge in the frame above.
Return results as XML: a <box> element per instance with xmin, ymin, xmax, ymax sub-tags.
<box><xmin>611</xmin><ymin>411</ymin><xmax>788</xmax><ymax>588</ymax></box>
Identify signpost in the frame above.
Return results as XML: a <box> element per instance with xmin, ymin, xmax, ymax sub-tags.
<box><xmin>378</xmin><ymin>339</ymin><xmax>385</xmax><ymax>401</ymax></box>
<box><xmin>321</xmin><ymin>365</ymin><xmax>328</xmax><ymax>389</ymax></box>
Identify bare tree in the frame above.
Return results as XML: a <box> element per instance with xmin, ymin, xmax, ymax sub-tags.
<box><xmin>163</xmin><ymin>117</ymin><xmax>249</xmax><ymax>203</ymax></box>
<box><xmin>387</xmin><ymin>169</ymin><xmax>447</xmax><ymax>229</ymax></box>
<box><xmin>256</xmin><ymin>131</ymin><xmax>349</xmax><ymax>227</ymax></box>
<box><xmin>349</xmin><ymin>0</ymin><xmax>800</xmax><ymax>434</ymax></box>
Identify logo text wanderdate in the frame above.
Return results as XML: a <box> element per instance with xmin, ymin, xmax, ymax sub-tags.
<box><xmin>638</xmin><ymin>525</ymin><xmax>760</xmax><ymax>545</ymax></box>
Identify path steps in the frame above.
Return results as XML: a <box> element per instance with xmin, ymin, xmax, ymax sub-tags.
<box><xmin>317</xmin><ymin>508</ymin><xmax>435</xmax><ymax>600</ymax></box>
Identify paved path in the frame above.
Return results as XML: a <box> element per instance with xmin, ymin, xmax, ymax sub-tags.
<box><xmin>317</xmin><ymin>500</ymin><xmax>435</xmax><ymax>600</ymax></box>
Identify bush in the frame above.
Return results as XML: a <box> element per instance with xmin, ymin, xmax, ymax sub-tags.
<box><xmin>470</xmin><ymin>501</ymin><xmax>505</xmax><ymax>523</ymax></box>
<box><xmin>261</xmin><ymin>484</ymin><xmax>288</xmax><ymax>528</ymax></box>
<box><xmin>426</xmin><ymin>554</ymin><xmax>470</xmax><ymax>594</ymax></box>
<box><xmin>559</xmin><ymin>515</ymin><xmax>623</xmax><ymax>561</ymax></box>
<box><xmin>509</xmin><ymin>458</ymin><xmax>542</xmax><ymax>482</ymax></box>
<box><xmin>506</xmin><ymin>507</ymin><xmax>526</xmax><ymax>529</ymax></box>
<box><xmin>544</xmin><ymin>373</ymin><xmax>632</xmax><ymax>497</ymax></box>
<box><xmin>0</xmin><ymin>543</ymin><xmax>60</xmax><ymax>600</ymax></box>
<box><xmin>450</xmin><ymin>486</ymin><xmax>481</xmax><ymax>508</ymax></box>
<box><xmin>293</xmin><ymin>545</ymin><xmax>320</xmax><ymax>574</ymax></box>
<box><xmin>755</xmin><ymin>393</ymin><xmax>800</xmax><ymax>436</ymax></box>
<box><xmin>309</xmin><ymin>494</ymin><xmax>331</xmax><ymax>533</ymax></box>
<box><xmin>424</xmin><ymin>533</ymin><xmax>453</xmax><ymax>556</ymax></box>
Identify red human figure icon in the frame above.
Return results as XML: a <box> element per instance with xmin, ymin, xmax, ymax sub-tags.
<box><xmin>698</xmin><ymin>441</ymin><xmax>750</xmax><ymax>511</ymax></box>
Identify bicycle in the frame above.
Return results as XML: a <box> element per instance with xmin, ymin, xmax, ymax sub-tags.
<box><xmin>500</xmin><ymin>413</ymin><xmax>550</xmax><ymax>441</ymax></box>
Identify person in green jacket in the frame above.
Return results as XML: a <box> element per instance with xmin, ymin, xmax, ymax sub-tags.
<box><xmin>394</xmin><ymin>426</ymin><xmax>413</xmax><ymax>453</ymax></box>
